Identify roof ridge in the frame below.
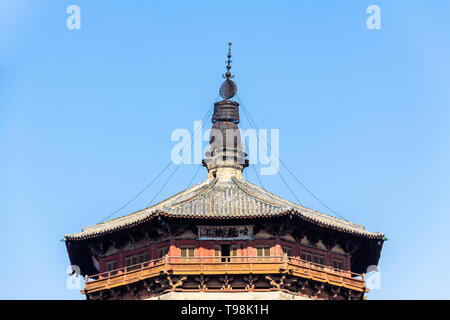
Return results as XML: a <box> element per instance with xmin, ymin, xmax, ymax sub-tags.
<box><xmin>235</xmin><ymin>177</ymin><xmax>365</xmax><ymax>229</ymax></box>
<box><xmin>231</xmin><ymin>177</ymin><xmax>287</xmax><ymax>207</ymax></box>
<box><xmin>167</xmin><ymin>178</ymin><xmax>218</xmax><ymax>208</ymax></box>
<box><xmin>80</xmin><ymin>178</ymin><xmax>214</xmax><ymax>232</ymax></box>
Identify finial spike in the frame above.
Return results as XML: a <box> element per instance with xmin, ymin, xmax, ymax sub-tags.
<box><xmin>219</xmin><ymin>42</ymin><xmax>237</xmax><ymax>99</ymax></box>
<box><xmin>224</xmin><ymin>41</ymin><xmax>233</xmax><ymax>79</ymax></box>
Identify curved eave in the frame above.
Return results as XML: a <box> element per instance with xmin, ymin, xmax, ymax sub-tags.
<box><xmin>64</xmin><ymin>209</ymin><xmax>384</xmax><ymax>242</ymax></box>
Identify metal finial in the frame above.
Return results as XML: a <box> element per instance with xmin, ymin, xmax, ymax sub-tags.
<box><xmin>220</xmin><ymin>42</ymin><xmax>237</xmax><ymax>99</ymax></box>
<box><xmin>224</xmin><ymin>42</ymin><xmax>234</xmax><ymax>80</ymax></box>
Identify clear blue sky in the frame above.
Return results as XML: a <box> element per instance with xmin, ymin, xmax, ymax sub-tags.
<box><xmin>1</xmin><ymin>1</ymin><xmax>449</xmax><ymax>299</ymax></box>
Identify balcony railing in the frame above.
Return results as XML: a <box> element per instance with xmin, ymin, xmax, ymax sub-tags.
<box><xmin>84</xmin><ymin>256</ymin><xmax>366</xmax><ymax>293</ymax></box>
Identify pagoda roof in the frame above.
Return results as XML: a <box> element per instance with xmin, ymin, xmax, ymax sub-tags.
<box><xmin>65</xmin><ymin>177</ymin><xmax>384</xmax><ymax>241</ymax></box>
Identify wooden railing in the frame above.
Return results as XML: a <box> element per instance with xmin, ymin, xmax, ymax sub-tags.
<box><xmin>84</xmin><ymin>256</ymin><xmax>366</xmax><ymax>293</ymax></box>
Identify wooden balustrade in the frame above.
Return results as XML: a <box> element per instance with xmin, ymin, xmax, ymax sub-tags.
<box><xmin>84</xmin><ymin>256</ymin><xmax>366</xmax><ymax>294</ymax></box>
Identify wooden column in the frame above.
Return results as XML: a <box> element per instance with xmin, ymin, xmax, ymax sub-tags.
<box><xmin>169</xmin><ymin>236</ymin><xmax>176</xmax><ymax>256</ymax></box>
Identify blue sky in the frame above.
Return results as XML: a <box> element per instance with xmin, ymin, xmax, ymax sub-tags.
<box><xmin>1</xmin><ymin>1</ymin><xmax>450</xmax><ymax>299</ymax></box>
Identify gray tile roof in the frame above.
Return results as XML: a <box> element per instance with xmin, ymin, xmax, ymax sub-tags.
<box><xmin>65</xmin><ymin>177</ymin><xmax>384</xmax><ymax>240</ymax></box>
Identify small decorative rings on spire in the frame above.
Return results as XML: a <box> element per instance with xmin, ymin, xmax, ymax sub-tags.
<box><xmin>219</xmin><ymin>42</ymin><xmax>237</xmax><ymax>99</ymax></box>
<box><xmin>224</xmin><ymin>41</ymin><xmax>234</xmax><ymax>80</ymax></box>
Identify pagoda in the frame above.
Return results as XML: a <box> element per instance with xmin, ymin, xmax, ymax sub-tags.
<box><xmin>64</xmin><ymin>43</ymin><xmax>384</xmax><ymax>300</ymax></box>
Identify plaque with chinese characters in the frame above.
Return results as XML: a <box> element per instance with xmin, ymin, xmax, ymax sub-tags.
<box><xmin>198</xmin><ymin>225</ymin><xmax>253</xmax><ymax>240</ymax></box>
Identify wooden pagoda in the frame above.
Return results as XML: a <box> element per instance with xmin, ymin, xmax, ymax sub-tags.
<box><xmin>64</xmin><ymin>43</ymin><xmax>384</xmax><ymax>300</ymax></box>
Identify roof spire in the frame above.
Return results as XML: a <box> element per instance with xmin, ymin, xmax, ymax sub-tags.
<box><xmin>202</xmin><ymin>42</ymin><xmax>248</xmax><ymax>180</ymax></box>
<box><xmin>219</xmin><ymin>42</ymin><xmax>237</xmax><ymax>100</ymax></box>
<box><xmin>224</xmin><ymin>41</ymin><xmax>234</xmax><ymax>80</ymax></box>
